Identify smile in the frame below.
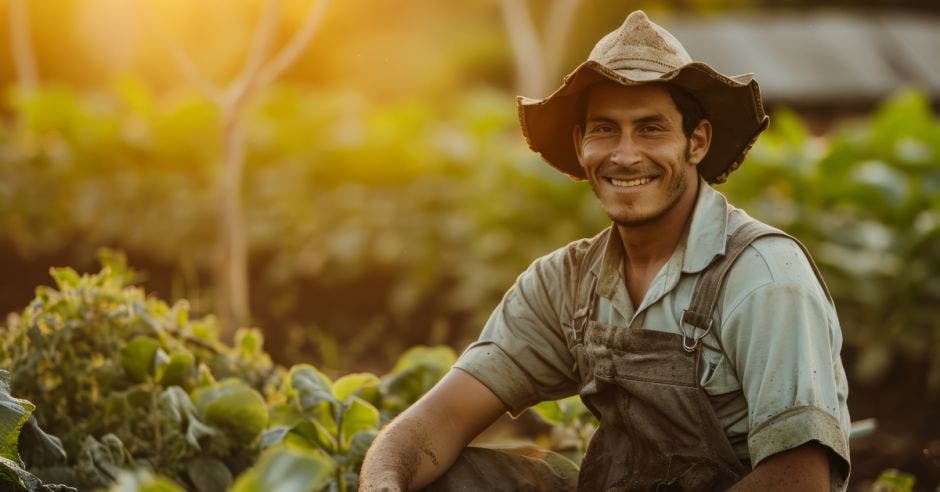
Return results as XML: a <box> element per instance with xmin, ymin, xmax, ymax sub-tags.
<box><xmin>609</xmin><ymin>177</ymin><xmax>654</xmax><ymax>188</ymax></box>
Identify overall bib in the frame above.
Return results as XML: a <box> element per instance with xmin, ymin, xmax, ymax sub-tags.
<box><xmin>572</xmin><ymin>220</ymin><xmax>829</xmax><ymax>491</ymax></box>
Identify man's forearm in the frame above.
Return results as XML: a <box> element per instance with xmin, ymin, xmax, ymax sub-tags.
<box><xmin>359</xmin><ymin>369</ymin><xmax>508</xmax><ymax>491</ymax></box>
<box><xmin>729</xmin><ymin>442</ymin><xmax>830</xmax><ymax>491</ymax></box>
<box><xmin>360</xmin><ymin>413</ymin><xmax>447</xmax><ymax>491</ymax></box>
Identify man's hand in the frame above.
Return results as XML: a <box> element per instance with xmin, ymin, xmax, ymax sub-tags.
<box><xmin>730</xmin><ymin>442</ymin><xmax>830</xmax><ymax>491</ymax></box>
<box><xmin>359</xmin><ymin>369</ymin><xmax>507</xmax><ymax>491</ymax></box>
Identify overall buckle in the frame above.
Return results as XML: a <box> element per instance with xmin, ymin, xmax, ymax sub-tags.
<box><xmin>680</xmin><ymin>309</ymin><xmax>713</xmax><ymax>353</ymax></box>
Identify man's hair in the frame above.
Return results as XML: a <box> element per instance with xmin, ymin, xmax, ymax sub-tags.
<box><xmin>575</xmin><ymin>82</ymin><xmax>707</xmax><ymax>138</ymax></box>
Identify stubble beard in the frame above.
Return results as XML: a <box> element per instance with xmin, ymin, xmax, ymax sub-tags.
<box><xmin>593</xmin><ymin>141</ymin><xmax>694</xmax><ymax>228</ymax></box>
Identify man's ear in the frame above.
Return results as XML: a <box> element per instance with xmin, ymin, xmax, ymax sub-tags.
<box><xmin>688</xmin><ymin>119</ymin><xmax>712</xmax><ymax>167</ymax></box>
<box><xmin>572</xmin><ymin>124</ymin><xmax>585</xmax><ymax>165</ymax></box>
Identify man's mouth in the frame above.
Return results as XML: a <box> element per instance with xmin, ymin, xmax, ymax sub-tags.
<box><xmin>609</xmin><ymin>176</ymin><xmax>654</xmax><ymax>188</ymax></box>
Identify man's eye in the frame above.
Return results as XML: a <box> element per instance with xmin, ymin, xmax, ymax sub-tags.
<box><xmin>640</xmin><ymin>125</ymin><xmax>663</xmax><ymax>133</ymax></box>
<box><xmin>592</xmin><ymin>125</ymin><xmax>614</xmax><ymax>133</ymax></box>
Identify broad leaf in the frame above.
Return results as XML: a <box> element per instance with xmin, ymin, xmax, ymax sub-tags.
<box><xmin>156</xmin><ymin>387</ymin><xmax>217</xmax><ymax>451</ymax></box>
<box><xmin>346</xmin><ymin>429</ymin><xmax>378</xmax><ymax>465</ymax></box>
<box><xmin>257</xmin><ymin>426</ymin><xmax>291</xmax><ymax>449</ymax></box>
<box><xmin>390</xmin><ymin>346</ymin><xmax>456</xmax><ymax>374</ymax></box>
<box><xmin>531</xmin><ymin>400</ymin><xmax>564</xmax><ymax>426</ymax></box>
<box><xmin>120</xmin><ymin>337</ymin><xmax>162</xmax><ymax>383</ymax></box>
<box><xmin>0</xmin><ymin>380</ymin><xmax>34</xmax><ymax>463</ymax></box>
<box><xmin>230</xmin><ymin>444</ymin><xmax>335</xmax><ymax>492</ymax></box>
<box><xmin>339</xmin><ymin>397</ymin><xmax>379</xmax><ymax>451</ymax></box>
<box><xmin>191</xmin><ymin>380</ymin><xmax>267</xmax><ymax>446</ymax></box>
<box><xmin>108</xmin><ymin>469</ymin><xmax>184</xmax><ymax>492</ymax></box>
<box><xmin>291</xmin><ymin>419</ymin><xmax>337</xmax><ymax>454</ymax></box>
<box><xmin>185</xmin><ymin>457</ymin><xmax>232</xmax><ymax>492</ymax></box>
<box><xmin>285</xmin><ymin>365</ymin><xmax>335</xmax><ymax>411</ymax></box>
<box><xmin>157</xmin><ymin>352</ymin><xmax>196</xmax><ymax>388</ymax></box>
<box><xmin>332</xmin><ymin>373</ymin><xmax>379</xmax><ymax>402</ymax></box>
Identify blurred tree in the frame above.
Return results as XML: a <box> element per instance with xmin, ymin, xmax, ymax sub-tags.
<box><xmin>8</xmin><ymin>0</ymin><xmax>37</xmax><ymax>88</ymax></box>
<box><xmin>147</xmin><ymin>0</ymin><xmax>333</xmax><ymax>340</ymax></box>
<box><xmin>499</xmin><ymin>0</ymin><xmax>583</xmax><ymax>97</ymax></box>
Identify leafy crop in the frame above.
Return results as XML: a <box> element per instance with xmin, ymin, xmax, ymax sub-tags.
<box><xmin>0</xmin><ymin>257</ymin><xmax>457</xmax><ymax>490</ymax></box>
<box><xmin>1</xmin><ymin>251</ymin><xmax>278</xmax><ymax>489</ymax></box>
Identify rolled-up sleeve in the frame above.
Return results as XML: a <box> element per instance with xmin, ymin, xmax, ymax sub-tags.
<box><xmin>721</xmin><ymin>281</ymin><xmax>851</xmax><ymax>490</ymax></box>
<box><xmin>453</xmin><ymin>248</ymin><xmax>580</xmax><ymax>416</ymax></box>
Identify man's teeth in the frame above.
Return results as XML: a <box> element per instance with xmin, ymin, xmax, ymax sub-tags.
<box><xmin>610</xmin><ymin>177</ymin><xmax>653</xmax><ymax>187</ymax></box>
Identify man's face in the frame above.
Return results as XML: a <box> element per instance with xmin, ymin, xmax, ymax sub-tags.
<box><xmin>574</xmin><ymin>83</ymin><xmax>710</xmax><ymax>228</ymax></box>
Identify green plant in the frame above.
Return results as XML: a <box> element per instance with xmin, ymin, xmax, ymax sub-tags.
<box><xmin>871</xmin><ymin>468</ymin><xmax>916</xmax><ymax>492</ymax></box>
<box><xmin>1</xmin><ymin>254</ymin><xmax>464</xmax><ymax>490</ymax></box>
<box><xmin>531</xmin><ymin>395</ymin><xmax>598</xmax><ymax>464</ymax></box>
<box><xmin>0</xmin><ymin>251</ymin><xmax>278</xmax><ymax>489</ymax></box>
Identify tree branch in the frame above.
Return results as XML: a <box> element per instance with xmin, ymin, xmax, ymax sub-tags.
<box><xmin>499</xmin><ymin>0</ymin><xmax>547</xmax><ymax>97</ymax></box>
<box><xmin>223</xmin><ymin>0</ymin><xmax>284</xmax><ymax>109</ymax></box>
<box><xmin>143</xmin><ymin>11</ymin><xmax>222</xmax><ymax>102</ymax></box>
<box><xmin>254</xmin><ymin>0</ymin><xmax>333</xmax><ymax>92</ymax></box>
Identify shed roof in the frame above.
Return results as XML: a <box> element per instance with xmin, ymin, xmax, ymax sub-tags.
<box><xmin>661</xmin><ymin>11</ymin><xmax>940</xmax><ymax>106</ymax></box>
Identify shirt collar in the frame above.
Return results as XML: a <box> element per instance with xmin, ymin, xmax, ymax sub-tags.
<box><xmin>593</xmin><ymin>177</ymin><xmax>731</xmax><ymax>298</ymax></box>
<box><xmin>682</xmin><ymin>177</ymin><xmax>731</xmax><ymax>274</ymax></box>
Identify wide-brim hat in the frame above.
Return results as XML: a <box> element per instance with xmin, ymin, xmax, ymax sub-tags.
<box><xmin>518</xmin><ymin>10</ymin><xmax>769</xmax><ymax>184</ymax></box>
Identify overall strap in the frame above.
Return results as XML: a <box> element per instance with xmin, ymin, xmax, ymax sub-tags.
<box><xmin>679</xmin><ymin>219</ymin><xmax>833</xmax><ymax>354</ymax></box>
<box><xmin>570</xmin><ymin>229</ymin><xmax>608</xmax><ymax>345</ymax></box>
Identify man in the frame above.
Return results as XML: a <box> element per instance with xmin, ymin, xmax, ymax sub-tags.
<box><xmin>361</xmin><ymin>10</ymin><xmax>850</xmax><ymax>491</ymax></box>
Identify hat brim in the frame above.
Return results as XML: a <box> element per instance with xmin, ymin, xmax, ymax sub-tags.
<box><xmin>517</xmin><ymin>61</ymin><xmax>770</xmax><ymax>184</ymax></box>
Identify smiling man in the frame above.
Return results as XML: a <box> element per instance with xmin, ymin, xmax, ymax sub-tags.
<box><xmin>361</xmin><ymin>11</ymin><xmax>850</xmax><ymax>491</ymax></box>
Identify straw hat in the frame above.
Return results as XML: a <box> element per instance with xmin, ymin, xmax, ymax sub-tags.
<box><xmin>518</xmin><ymin>10</ymin><xmax>769</xmax><ymax>184</ymax></box>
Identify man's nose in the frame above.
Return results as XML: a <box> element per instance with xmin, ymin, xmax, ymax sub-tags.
<box><xmin>609</xmin><ymin>135</ymin><xmax>642</xmax><ymax>166</ymax></box>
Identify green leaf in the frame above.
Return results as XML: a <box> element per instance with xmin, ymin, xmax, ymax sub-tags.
<box><xmin>339</xmin><ymin>397</ymin><xmax>379</xmax><ymax>451</ymax></box>
<box><xmin>157</xmin><ymin>352</ymin><xmax>196</xmax><ymax>388</ymax></box>
<box><xmin>0</xmin><ymin>386</ymin><xmax>33</xmax><ymax>463</ymax></box>
<box><xmin>185</xmin><ymin>457</ymin><xmax>232</xmax><ymax>492</ymax></box>
<box><xmin>346</xmin><ymin>429</ymin><xmax>378</xmax><ymax>465</ymax></box>
<box><xmin>230</xmin><ymin>444</ymin><xmax>335</xmax><ymax>492</ymax></box>
<box><xmin>0</xmin><ymin>455</ymin><xmax>28</xmax><ymax>491</ymax></box>
<box><xmin>77</xmin><ymin>434</ymin><xmax>134</xmax><ymax>487</ymax></box>
<box><xmin>50</xmin><ymin>268</ymin><xmax>81</xmax><ymax>291</ymax></box>
<box><xmin>380</xmin><ymin>346</ymin><xmax>456</xmax><ymax>415</ymax></box>
<box><xmin>191</xmin><ymin>379</ymin><xmax>268</xmax><ymax>446</ymax></box>
<box><xmin>120</xmin><ymin>336</ymin><xmax>162</xmax><ymax>383</ymax></box>
<box><xmin>108</xmin><ymin>468</ymin><xmax>185</xmax><ymax>492</ymax></box>
<box><xmin>531</xmin><ymin>400</ymin><xmax>564</xmax><ymax>426</ymax></box>
<box><xmin>284</xmin><ymin>365</ymin><xmax>335</xmax><ymax>411</ymax></box>
<box><xmin>291</xmin><ymin>419</ymin><xmax>337</xmax><ymax>454</ymax></box>
<box><xmin>872</xmin><ymin>468</ymin><xmax>916</xmax><ymax>492</ymax></box>
<box><xmin>17</xmin><ymin>414</ymin><xmax>67</xmax><ymax>469</ymax></box>
<box><xmin>235</xmin><ymin>328</ymin><xmax>264</xmax><ymax>355</ymax></box>
<box><xmin>332</xmin><ymin>373</ymin><xmax>379</xmax><ymax>402</ymax></box>
<box><xmin>156</xmin><ymin>387</ymin><xmax>217</xmax><ymax>451</ymax></box>
<box><xmin>390</xmin><ymin>345</ymin><xmax>456</xmax><ymax>374</ymax></box>
<box><xmin>258</xmin><ymin>426</ymin><xmax>291</xmax><ymax>449</ymax></box>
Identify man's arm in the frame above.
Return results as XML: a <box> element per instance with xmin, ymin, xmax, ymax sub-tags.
<box><xmin>359</xmin><ymin>368</ymin><xmax>507</xmax><ymax>491</ymax></box>
<box><xmin>730</xmin><ymin>442</ymin><xmax>830</xmax><ymax>491</ymax></box>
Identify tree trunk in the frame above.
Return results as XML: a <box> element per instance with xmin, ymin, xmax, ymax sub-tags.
<box><xmin>10</xmin><ymin>0</ymin><xmax>38</xmax><ymax>89</ymax></box>
<box><xmin>214</xmin><ymin>107</ymin><xmax>250</xmax><ymax>337</ymax></box>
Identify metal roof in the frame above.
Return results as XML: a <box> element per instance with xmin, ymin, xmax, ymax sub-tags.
<box><xmin>661</xmin><ymin>11</ymin><xmax>940</xmax><ymax>105</ymax></box>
